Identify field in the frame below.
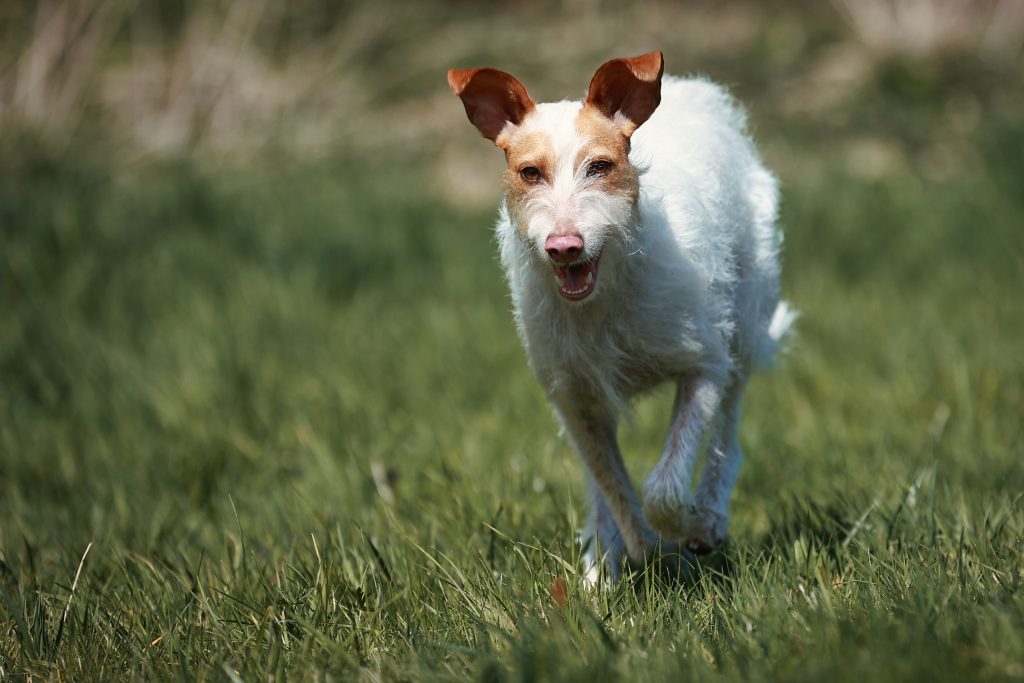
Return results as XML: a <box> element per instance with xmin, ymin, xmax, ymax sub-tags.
<box><xmin>2</xmin><ymin>1</ymin><xmax>1023</xmax><ymax>680</ymax></box>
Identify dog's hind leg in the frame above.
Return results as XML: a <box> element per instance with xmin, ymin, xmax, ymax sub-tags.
<box><xmin>685</xmin><ymin>379</ymin><xmax>745</xmax><ymax>553</ymax></box>
<box><xmin>581</xmin><ymin>474</ymin><xmax>627</xmax><ymax>584</ymax></box>
<box><xmin>641</xmin><ymin>374</ymin><xmax>725</xmax><ymax>546</ymax></box>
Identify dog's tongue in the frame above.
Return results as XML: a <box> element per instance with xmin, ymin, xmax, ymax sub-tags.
<box><xmin>553</xmin><ymin>258</ymin><xmax>599</xmax><ymax>301</ymax></box>
<box><xmin>557</xmin><ymin>263</ymin><xmax>588</xmax><ymax>289</ymax></box>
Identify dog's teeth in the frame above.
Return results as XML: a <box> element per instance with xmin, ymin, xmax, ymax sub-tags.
<box><xmin>585</xmin><ymin>272</ymin><xmax>593</xmax><ymax>285</ymax></box>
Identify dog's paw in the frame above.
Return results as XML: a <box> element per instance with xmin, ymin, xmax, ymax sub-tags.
<box><xmin>641</xmin><ymin>468</ymin><xmax>695</xmax><ymax>539</ymax></box>
<box><xmin>642</xmin><ymin>474</ymin><xmax>730</xmax><ymax>555</ymax></box>
<box><xmin>679</xmin><ymin>505</ymin><xmax>729</xmax><ymax>555</ymax></box>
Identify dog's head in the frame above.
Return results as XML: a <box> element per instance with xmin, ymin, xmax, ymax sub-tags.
<box><xmin>448</xmin><ymin>52</ymin><xmax>663</xmax><ymax>303</ymax></box>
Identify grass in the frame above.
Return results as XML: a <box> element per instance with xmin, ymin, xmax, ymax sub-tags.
<box><xmin>1</xmin><ymin>1</ymin><xmax>1023</xmax><ymax>675</ymax></box>
<box><xmin>2</xmin><ymin>116</ymin><xmax>1022</xmax><ymax>680</ymax></box>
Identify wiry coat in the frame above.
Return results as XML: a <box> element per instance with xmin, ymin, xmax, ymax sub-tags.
<box><xmin>450</xmin><ymin>53</ymin><xmax>793</xmax><ymax>580</ymax></box>
<box><xmin>499</xmin><ymin>77</ymin><xmax>791</xmax><ymax>412</ymax></box>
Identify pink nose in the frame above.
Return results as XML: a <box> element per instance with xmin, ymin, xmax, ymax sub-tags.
<box><xmin>545</xmin><ymin>234</ymin><xmax>584</xmax><ymax>264</ymax></box>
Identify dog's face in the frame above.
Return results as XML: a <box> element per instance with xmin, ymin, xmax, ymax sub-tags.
<box><xmin>449</xmin><ymin>53</ymin><xmax>663</xmax><ymax>303</ymax></box>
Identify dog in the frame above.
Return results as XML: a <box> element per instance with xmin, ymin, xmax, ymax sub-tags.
<box><xmin>448</xmin><ymin>52</ymin><xmax>795</xmax><ymax>581</ymax></box>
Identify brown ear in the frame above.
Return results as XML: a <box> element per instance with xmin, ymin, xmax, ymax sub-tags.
<box><xmin>585</xmin><ymin>51</ymin><xmax>664</xmax><ymax>137</ymax></box>
<box><xmin>447</xmin><ymin>67</ymin><xmax>536</xmax><ymax>144</ymax></box>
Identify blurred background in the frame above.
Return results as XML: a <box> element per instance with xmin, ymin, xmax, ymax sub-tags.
<box><xmin>3</xmin><ymin>0</ymin><xmax>1023</xmax><ymax>195</ymax></box>
<box><xmin>1</xmin><ymin>0</ymin><xmax>1023</xmax><ymax>677</ymax></box>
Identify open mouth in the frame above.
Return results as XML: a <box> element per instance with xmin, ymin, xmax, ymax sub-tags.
<box><xmin>553</xmin><ymin>254</ymin><xmax>601</xmax><ymax>301</ymax></box>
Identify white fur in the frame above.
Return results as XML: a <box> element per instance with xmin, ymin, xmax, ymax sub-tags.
<box><xmin>494</xmin><ymin>76</ymin><xmax>793</xmax><ymax>580</ymax></box>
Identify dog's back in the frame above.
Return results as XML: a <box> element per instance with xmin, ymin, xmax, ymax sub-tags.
<box><xmin>631</xmin><ymin>76</ymin><xmax>793</xmax><ymax>380</ymax></box>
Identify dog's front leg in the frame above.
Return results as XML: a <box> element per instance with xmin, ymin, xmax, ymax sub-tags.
<box><xmin>642</xmin><ymin>374</ymin><xmax>724</xmax><ymax>547</ymax></box>
<box><xmin>558</xmin><ymin>404</ymin><xmax>681</xmax><ymax>573</ymax></box>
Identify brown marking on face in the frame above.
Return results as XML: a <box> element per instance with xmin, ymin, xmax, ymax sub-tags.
<box><xmin>575</xmin><ymin>105</ymin><xmax>640</xmax><ymax>201</ymax></box>
<box><xmin>500</xmin><ymin>122</ymin><xmax>554</xmax><ymax>235</ymax></box>
<box><xmin>499</xmin><ymin>105</ymin><xmax>641</xmax><ymax>237</ymax></box>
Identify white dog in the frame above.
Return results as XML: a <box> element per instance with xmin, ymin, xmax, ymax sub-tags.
<box><xmin>448</xmin><ymin>52</ymin><xmax>794</xmax><ymax>580</ymax></box>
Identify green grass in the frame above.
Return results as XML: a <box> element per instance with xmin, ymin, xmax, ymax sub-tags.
<box><xmin>1</xmin><ymin>111</ymin><xmax>1023</xmax><ymax>680</ymax></box>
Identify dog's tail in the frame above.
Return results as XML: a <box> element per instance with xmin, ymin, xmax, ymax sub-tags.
<box><xmin>769</xmin><ymin>300</ymin><xmax>798</xmax><ymax>346</ymax></box>
<box><xmin>756</xmin><ymin>300</ymin><xmax>799</xmax><ymax>368</ymax></box>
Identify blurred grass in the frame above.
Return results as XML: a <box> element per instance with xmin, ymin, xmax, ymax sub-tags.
<box><xmin>2</xmin><ymin>0</ymin><xmax>1024</xmax><ymax>680</ymax></box>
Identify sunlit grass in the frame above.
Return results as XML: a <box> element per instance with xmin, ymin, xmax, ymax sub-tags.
<box><xmin>2</xmin><ymin>0</ymin><xmax>1023</xmax><ymax>677</ymax></box>
<box><xmin>1</xmin><ymin>109</ymin><xmax>1022</xmax><ymax>679</ymax></box>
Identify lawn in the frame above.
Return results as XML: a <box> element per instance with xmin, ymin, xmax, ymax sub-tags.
<box><xmin>2</xmin><ymin>2</ymin><xmax>1023</xmax><ymax>680</ymax></box>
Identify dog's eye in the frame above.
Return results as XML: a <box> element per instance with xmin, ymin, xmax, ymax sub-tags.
<box><xmin>519</xmin><ymin>166</ymin><xmax>542</xmax><ymax>183</ymax></box>
<box><xmin>586</xmin><ymin>160</ymin><xmax>613</xmax><ymax>177</ymax></box>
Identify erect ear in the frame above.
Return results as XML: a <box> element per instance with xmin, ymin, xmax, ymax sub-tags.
<box><xmin>447</xmin><ymin>67</ymin><xmax>536</xmax><ymax>144</ymax></box>
<box><xmin>585</xmin><ymin>51</ymin><xmax>664</xmax><ymax>137</ymax></box>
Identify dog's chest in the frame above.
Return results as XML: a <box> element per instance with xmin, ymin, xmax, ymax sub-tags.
<box><xmin>520</xmin><ymin>297</ymin><xmax>701</xmax><ymax>401</ymax></box>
